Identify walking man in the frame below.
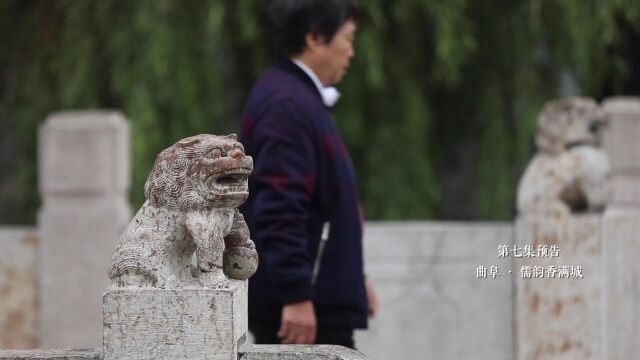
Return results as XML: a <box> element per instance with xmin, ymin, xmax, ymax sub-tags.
<box><xmin>240</xmin><ymin>0</ymin><xmax>377</xmax><ymax>348</ymax></box>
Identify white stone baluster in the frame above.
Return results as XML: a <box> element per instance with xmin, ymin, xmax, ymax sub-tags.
<box><xmin>38</xmin><ymin>111</ymin><xmax>130</xmax><ymax>348</ymax></box>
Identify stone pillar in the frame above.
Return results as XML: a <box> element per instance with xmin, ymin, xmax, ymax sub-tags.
<box><xmin>103</xmin><ymin>282</ymin><xmax>247</xmax><ymax>360</ymax></box>
<box><xmin>38</xmin><ymin>111</ymin><xmax>130</xmax><ymax>348</ymax></box>
<box><xmin>602</xmin><ymin>98</ymin><xmax>640</xmax><ymax>206</ymax></box>
<box><xmin>515</xmin><ymin>98</ymin><xmax>608</xmax><ymax>359</ymax></box>
<box><xmin>516</xmin><ymin>214</ymin><xmax>602</xmax><ymax>359</ymax></box>
<box><xmin>601</xmin><ymin>97</ymin><xmax>640</xmax><ymax>360</ymax></box>
<box><xmin>0</xmin><ymin>228</ymin><xmax>38</xmax><ymax>348</ymax></box>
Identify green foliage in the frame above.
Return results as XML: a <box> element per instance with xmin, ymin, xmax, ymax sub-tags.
<box><xmin>1</xmin><ymin>0</ymin><xmax>639</xmax><ymax>223</ymax></box>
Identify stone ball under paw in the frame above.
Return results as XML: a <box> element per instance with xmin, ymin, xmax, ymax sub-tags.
<box><xmin>223</xmin><ymin>247</ymin><xmax>259</xmax><ymax>280</ymax></box>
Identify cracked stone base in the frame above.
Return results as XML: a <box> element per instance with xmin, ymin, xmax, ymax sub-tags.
<box><xmin>103</xmin><ymin>281</ymin><xmax>247</xmax><ymax>360</ymax></box>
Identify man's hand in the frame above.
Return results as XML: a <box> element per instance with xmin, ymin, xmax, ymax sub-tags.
<box><xmin>366</xmin><ymin>279</ymin><xmax>379</xmax><ymax>318</ymax></box>
<box><xmin>278</xmin><ymin>300</ymin><xmax>317</xmax><ymax>344</ymax></box>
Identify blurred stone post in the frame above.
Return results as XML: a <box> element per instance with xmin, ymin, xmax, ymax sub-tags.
<box><xmin>515</xmin><ymin>214</ymin><xmax>603</xmax><ymax>359</ymax></box>
<box><xmin>602</xmin><ymin>97</ymin><xmax>640</xmax><ymax>360</ymax></box>
<box><xmin>515</xmin><ymin>98</ymin><xmax>608</xmax><ymax>359</ymax></box>
<box><xmin>38</xmin><ymin>111</ymin><xmax>130</xmax><ymax>348</ymax></box>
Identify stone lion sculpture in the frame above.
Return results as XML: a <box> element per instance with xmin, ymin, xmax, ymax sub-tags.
<box><xmin>109</xmin><ymin>134</ymin><xmax>258</xmax><ymax>288</ymax></box>
<box><xmin>517</xmin><ymin>97</ymin><xmax>610</xmax><ymax>215</ymax></box>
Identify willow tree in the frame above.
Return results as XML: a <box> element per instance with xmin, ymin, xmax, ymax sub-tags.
<box><xmin>1</xmin><ymin>0</ymin><xmax>639</xmax><ymax>224</ymax></box>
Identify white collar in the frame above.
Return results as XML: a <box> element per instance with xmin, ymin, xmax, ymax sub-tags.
<box><xmin>292</xmin><ymin>59</ymin><xmax>341</xmax><ymax>107</ymax></box>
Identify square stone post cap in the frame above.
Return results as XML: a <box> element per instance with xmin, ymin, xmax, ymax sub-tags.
<box><xmin>39</xmin><ymin>111</ymin><xmax>130</xmax><ymax>196</ymax></box>
<box><xmin>602</xmin><ymin>97</ymin><xmax>640</xmax><ymax>207</ymax></box>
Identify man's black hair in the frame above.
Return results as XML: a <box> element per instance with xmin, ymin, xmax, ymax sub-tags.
<box><xmin>269</xmin><ymin>0</ymin><xmax>360</xmax><ymax>56</ymax></box>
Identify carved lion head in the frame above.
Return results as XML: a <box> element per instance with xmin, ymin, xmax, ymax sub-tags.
<box><xmin>144</xmin><ymin>134</ymin><xmax>253</xmax><ymax>210</ymax></box>
<box><xmin>535</xmin><ymin>97</ymin><xmax>607</xmax><ymax>154</ymax></box>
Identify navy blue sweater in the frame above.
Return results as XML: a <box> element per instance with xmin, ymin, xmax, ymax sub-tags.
<box><xmin>240</xmin><ymin>58</ymin><xmax>368</xmax><ymax>329</ymax></box>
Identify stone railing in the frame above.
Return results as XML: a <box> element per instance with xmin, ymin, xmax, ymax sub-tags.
<box><xmin>0</xmin><ymin>221</ymin><xmax>514</xmax><ymax>359</ymax></box>
<box><xmin>0</xmin><ymin>346</ymin><xmax>368</xmax><ymax>360</ymax></box>
<box><xmin>0</xmin><ymin>349</ymin><xmax>101</xmax><ymax>360</ymax></box>
<box><xmin>239</xmin><ymin>344</ymin><xmax>368</xmax><ymax>359</ymax></box>
<box><xmin>3</xmin><ymin>97</ymin><xmax>640</xmax><ymax>359</ymax></box>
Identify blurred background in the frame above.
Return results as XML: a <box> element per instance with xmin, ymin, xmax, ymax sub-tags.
<box><xmin>2</xmin><ymin>0</ymin><xmax>639</xmax><ymax>225</ymax></box>
<box><xmin>2</xmin><ymin>1</ymin><xmax>640</xmax><ymax>358</ymax></box>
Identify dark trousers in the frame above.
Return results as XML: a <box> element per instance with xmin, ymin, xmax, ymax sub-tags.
<box><xmin>249</xmin><ymin>321</ymin><xmax>355</xmax><ymax>349</ymax></box>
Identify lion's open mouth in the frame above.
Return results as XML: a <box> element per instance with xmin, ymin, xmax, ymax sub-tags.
<box><xmin>210</xmin><ymin>167</ymin><xmax>251</xmax><ymax>194</ymax></box>
<box><xmin>218</xmin><ymin>174</ymin><xmax>246</xmax><ymax>186</ymax></box>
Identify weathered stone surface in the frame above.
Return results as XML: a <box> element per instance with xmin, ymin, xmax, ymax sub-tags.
<box><xmin>108</xmin><ymin>134</ymin><xmax>257</xmax><ymax>290</ymax></box>
<box><xmin>239</xmin><ymin>344</ymin><xmax>368</xmax><ymax>359</ymax></box>
<box><xmin>38</xmin><ymin>112</ymin><xmax>131</xmax><ymax>348</ymax></box>
<box><xmin>517</xmin><ymin>97</ymin><xmax>609</xmax><ymax>215</ymax></box>
<box><xmin>0</xmin><ymin>228</ymin><xmax>38</xmax><ymax>348</ymax></box>
<box><xmin>354</xmin><ymin>222</ymin><xmax>514</xmax><ymax>360</ymax></box>
<box><xmin>602</xmin><ymin>209</ymin><xmax>640</xmax><ymax>360</ymax></box>
<box><xmin>515</xmin><ymin>214</ymin><xmax>602</xmax><ymax>360</ymax></box>
<box><xmin>102</xmin><ymin>282</ymin><xmax>247</xmax><ymax>360</ymax></box>
<box><xmin>0</xmin><ymin>349</ymin><xmax>101</xmax><ymax>360</ymax></box>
